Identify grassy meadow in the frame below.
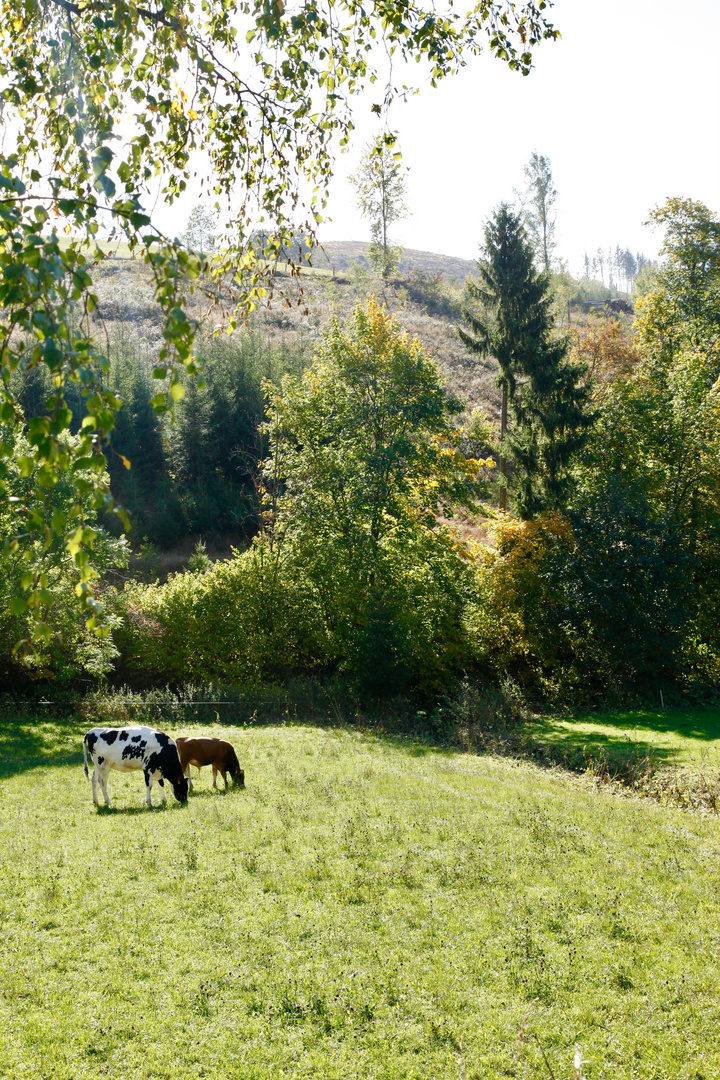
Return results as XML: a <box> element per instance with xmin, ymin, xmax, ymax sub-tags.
<box><xmin>536</xmin><ymin>706</ymin><xmax>720</xmax><ymax>770</ymax></box>
<box><xmin>1</xmin><ymin>716</ymin><xmax>720</xmax><ymax>1079</ymax></box>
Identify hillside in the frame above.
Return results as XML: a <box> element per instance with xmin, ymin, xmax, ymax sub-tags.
<box><xmin>91</xmin><ymin>248</ymin><xmax>500</xmax><ymax>419</ymax></box>
<box><xmin>308</xmin><ymin>240</ymin><xmax>478</xmax><ymax>282</ymax></box>
<box><xmin>72</xmin><ymin>244</ymin><xmax>604</xmax><ymax>556</ymax></box>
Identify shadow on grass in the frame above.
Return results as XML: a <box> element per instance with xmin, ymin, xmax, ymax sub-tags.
<box><xmin>513</xmin><ymin>706</ymin><xmax>720</xmax><ymax>779</ymax></box>
<box><xmin>94</xmin><ymin>803</ymin><xmax>187</xmax><ymax>815</ymax></box>
<box><xmin>520</xmin><ymin>716</ymin><xmax>680</xmax><ymax>774</ymax></box>
<box><xmin>2</xmin><ymin>706</ymin><xmax>719</xmax><ymax>796</ymax></box>
<box><xmin>187</xmin><ymin>787</ymin><xmax>227</xmax><ymax>799</ymax></box>
<box><xmin>0</xmin><ymin>717</ymin><xmax>84</xmax><ymax>781</ymax></box>
<box><xmin>565</xmin><ymin>707</ymin><xmax>720</xmax><ymax>742</ymax></box>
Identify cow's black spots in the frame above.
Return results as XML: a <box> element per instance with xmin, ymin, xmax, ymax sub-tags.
<box><xmin>131</xmin><ymin>734</ymin><xmax>142</xmax><ymax>743</ymax></box>
<box><xmin>158</xmin><ymin>745</ymin><xmax>181</xmax><ymax>778</ymax></box>
<box><xmin>157</xmin><ymin>777</ymin><xmax>165</xmax><ymax>787</ymax></box>
<box><xmin>85</xmin><ymin>732</ymin><xmax>97</xmax><ymax>754</ymax></box>
<box><xmin>101</xmin><ymin>729</ymin><xmax>118</xmax><ymax>745</ymax></box>
<box><xmin>119</xmin><ymin>730</ymin><xmax>129</xmax><ymax>742</ymax></box>
<box><xmin>145</xmin><ymin>751</ymin><xmax>160</xmax><ymax>774</ymax></box>
<box><xmin>122</xmin><ymin>742</ymin><xmax>144</xmax><ymax>761</ymax></box>
<box><xmin>97</xmin><ymin>755</ymin><xmax>104</xmax><ymax>765</ymax></box>
<box><xmin>155</xmin><ymin>732</ymin><xmax>170</xmax><ymax>747</ymax></box>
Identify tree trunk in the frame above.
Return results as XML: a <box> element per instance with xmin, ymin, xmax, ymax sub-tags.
<box><xmin>381</xmin><ymin>179</ymin><xmax>389</xmax><ymax>276</ymax></box>
<box><xmin>499</xmin><ymin>381</ymin><xmax>508</xmax><ymax>512</ymax></box>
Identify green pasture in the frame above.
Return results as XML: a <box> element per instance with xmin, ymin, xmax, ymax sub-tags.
<box><xmin>1</xmin><ymin>716</ymin><xmax>719</xmax><ymax>1079</ymax></box>
<box><xmin>532</xmin><ymin>705</ymin><xmax>720</xmax><ymax>774</ymax></box>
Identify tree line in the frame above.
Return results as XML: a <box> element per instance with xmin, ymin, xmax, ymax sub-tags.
<box><xmin>581</xmin><ymin>247</ymin><xmax>655</xmax><ymax>292</ymax></box>
<box><xmin>113</xmin><ymin>197</ymin><xmax>720</xmax><ymax>703</ymax></box>
<box><xmin>2</xmin><ymin>196</ymin><xmax>719</xmax><ymax>707</ymax></box>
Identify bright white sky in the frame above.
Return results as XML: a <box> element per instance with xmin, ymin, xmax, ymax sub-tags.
<box><xmin>315</xmin><ymin>0</ymin><xmax>720</xmax><ymax>275</ymax></box>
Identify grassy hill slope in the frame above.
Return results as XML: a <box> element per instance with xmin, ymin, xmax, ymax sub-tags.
<box><xmin>91</xmin><ymin>248</ymin><xmax>499</xmax><ymax>417</ymax></box>
<box><xmin>308</xmin><ymin>240</ymin><xmax>478</xmax><ymax>282</ymax></box>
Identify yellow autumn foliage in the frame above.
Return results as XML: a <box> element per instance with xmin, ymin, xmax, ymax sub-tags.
<box><xmin>469</xmin><ymin>512</ymin><xmax>576</xmax><ymax>686</ymax></box>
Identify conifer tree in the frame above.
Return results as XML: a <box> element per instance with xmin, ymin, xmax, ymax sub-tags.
<box><xmin>459</xmin><ymin>204</ymin><xmax>594</xmax><ymax>518</ymax></box>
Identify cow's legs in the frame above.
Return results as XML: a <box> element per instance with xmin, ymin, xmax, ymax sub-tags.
<box><xmin>97</xmin><ymin>764</ymin><xmax>111</xmax><ymax>807</ymax></box>
<box><xmin>144</xmin><ymin>768</ymin><xmax>154</xmax><ymax>807</ymax></box>
<box><xmin>156</xmin><ymin>773</ymin><xmax>167</xmax><ymax>804</ymax></box>
<box><xmin>185</xmin><ymin>766</ymin><xmax>194</xmax><ymax>790</ymax></box>
<box><xmin>219</xmin><ymin>766</ymin><xmax>228</xmax><ymax>789</ymax></box>
<box><xmin>92</xmin><ymin>765</ymin><xmax>99</xmax><ymax>806</ymax></box>
<box><xmin>212</xmin><ymin>764</ymin><xmax>218</xmax><ymax>789</ymax></box>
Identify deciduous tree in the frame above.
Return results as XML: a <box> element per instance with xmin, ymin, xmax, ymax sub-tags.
<box><xmin>647</xmin><ymin>197</ymin><xmax>720</xmax><ymax>291</ymax></box>
<box><xmin>262</xmin><ymin>299</ymin><xmax>486</xmax><ymax>691</ymax></box>
<box><xmin>264</xmin><ymin>299</ymin><xmax>479</xmax><ymax>552</ymax></box>
<box><xmin>520</xmin><ymin>151</ymin><xmax>557</xmax><ymax>272</ymax></box>
<box><xmin>181</xmin><ymin>205</ymin><xmax>218</xmax><ymax>254</ymax></box>
<box><xmin>572</xmin><ymin>198</ymin><xmax>720</xmax><ymax>685</ymax></box>
<box><xmin>351</xmin><ymin>139</ymin><xmax>408</xmax><ymax>281</ymax></box>
<box><xmin>569</xmin><ymin>318</ymin><xmax>640</xmax><ymax>400</ymax></box>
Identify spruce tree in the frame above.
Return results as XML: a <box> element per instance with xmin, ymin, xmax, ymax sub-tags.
<box><xmin>459</xmin><ymin>203</ymin><xmax>594</xmax><ymax>518</ymax></box>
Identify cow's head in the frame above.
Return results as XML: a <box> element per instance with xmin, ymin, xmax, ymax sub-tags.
<box><xmin>227</xmin><ymin>747</ymin><xmax>245</xmax><ymax>788</ymax></box>
<box><xmin>157</xmin><ymin>743</ymin><xmax>189</xmax><ymax>803</ymax></box>
<box><xmin>171</xmin><ymin>774</ymin><xmax>189</xmax><ymax>803</ymax></box>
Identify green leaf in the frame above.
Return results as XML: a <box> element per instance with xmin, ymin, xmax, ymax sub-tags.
<box><xmin>66</xmin><ymin>526</ymin><xmax>83</xmax><ymax>557</ymax></box>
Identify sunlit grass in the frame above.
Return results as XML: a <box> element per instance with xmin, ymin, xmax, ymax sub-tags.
<box><xmin>1</xmin><ymin>717</ymin><xmax>719</xmax><ymax>1079</ymax></box>
<box><xmin>55</xmin><ymin>237</ymin><xmax>337</xmax><ymax>277</ymax></box>
<box><xmin>57</xmin><ymin>238</ymin><xmax>135</xmax><ymax>258</ymax></box>
<box><xmin>534</xmin><ymin>705</ymin><xmax>720</xmax><ymax>771</ymax></box>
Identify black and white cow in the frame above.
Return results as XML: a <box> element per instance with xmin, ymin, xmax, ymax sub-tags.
<box><xmin>83</xmin><ymin>726</ymin><xmax>189</xmax><ymax>808</ymax></box>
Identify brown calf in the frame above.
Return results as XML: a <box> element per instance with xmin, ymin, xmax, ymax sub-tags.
<box><xmin>175</xmin><ymin>737</ymin><xmax>245</xmax><ymax>791</ymax></box>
